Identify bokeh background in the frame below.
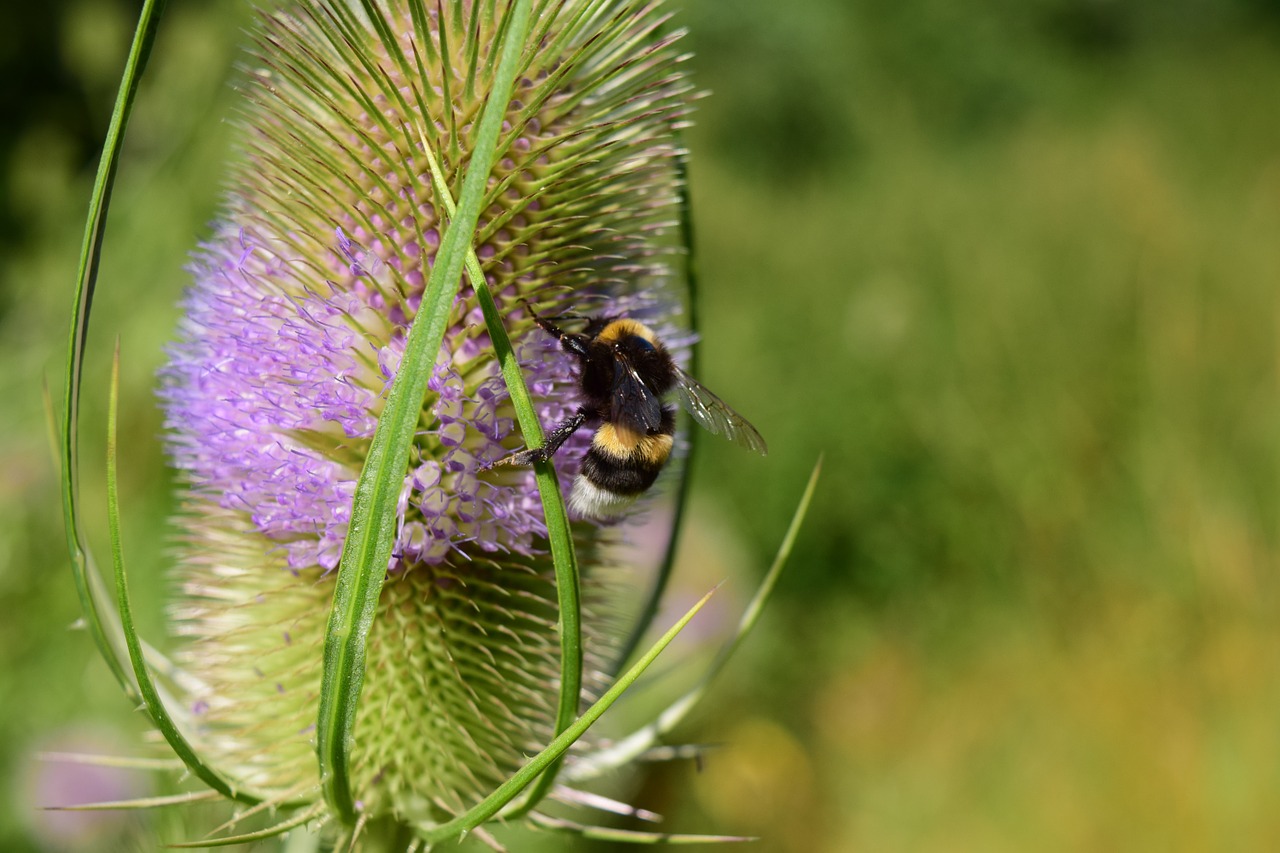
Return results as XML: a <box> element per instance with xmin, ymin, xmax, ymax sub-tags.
<box><xmin>5</xmin><ymin>0</ymin><xmax>1280</xmax><ymax>849</ymax></box>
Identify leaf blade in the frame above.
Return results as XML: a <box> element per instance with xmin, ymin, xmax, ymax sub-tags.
<box><xmin>568</xmin><ymin>459</ymin><xmax>821</xmax><ymax>781</ymax></box>
<box><xmin>60</xmin><ymin>0</ymin><xmax>170</xmax><ymax>704</ymax></box>
<box><xmin>611</xmin><ymin>144</ymin><xmax>701</xmax><ymax>677</ymax></box>
<box><xmin>414</xmin><ymin>116</ymin><xmax>583</xmax><ymax>821</ymax></box>
<box><xmin>107</xmin><ymin>346</ymin><xmax>292</xmax><ymax>808</ymax></box>
<box><xmin>421</xmin><ymin>584</ymin><xmax>720</xmax><ymax>843</ymax></box>
<box><xmin>315</xmin><ymin>0</ymin><xmax>536</xmax><ymax>825</ymax></box>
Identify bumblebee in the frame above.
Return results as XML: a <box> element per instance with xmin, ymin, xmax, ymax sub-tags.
<box><xmin>490</xmin><ymin>306</ymin><xmax>767</xmax><ymax>520</ymax></box>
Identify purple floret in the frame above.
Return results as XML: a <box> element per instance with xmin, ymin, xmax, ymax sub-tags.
<box><xmin>159</xmin><ymin>226</ymin><xmax>593</xmax><ymax>573</ymax></box>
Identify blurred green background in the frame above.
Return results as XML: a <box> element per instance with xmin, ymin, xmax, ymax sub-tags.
<box><xmin>5</xmin><ymin>0</ymin><xmax>1280</xmax><ymax>849</ymax></box>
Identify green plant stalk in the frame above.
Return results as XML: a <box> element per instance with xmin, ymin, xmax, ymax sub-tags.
<box><xmin>611</xmin><ymin>143</ymin><xmax>701</xmax><ymax>677</ymax></box>
<box><xmin>417</xmin><ymin>584</ymin><xmax>719</xmax><ymax>845</ymax></box>
<box><xmin>105</xmin><ymin>344</ymin><xmax>292</xmax><ymax>807</ymax></box>
<box><xmin>50</xmin><ymin>790</ymin><xmax>222</xmax><ymax>811</ymax></box>
<box><xmin>414</xmin><ymin>129</ymin><xmax>582</xmax><ymax>816</ymax></box>
<box><xmin>567</xmin><ymin>458</ymin><xmax>822</xmax><ymax>782</ymax></box>
<box><xmin>529</xmin><ymin>813</ymin><xmax>753</xmax><ymax>844</ymax></box>
<box><xmin>167</xmin><ymin>805</ymin><xmax>327</xmax><ymax>849</ymax></box>
<box><xmin>315</xmin><ymin>0</ymin><xmax>534</xmax><ymax>826</ymax></box>
<box><xmin>60</xmin><ymin>0</ymin><xmax>170</xmax><ymax>703</ymax></box>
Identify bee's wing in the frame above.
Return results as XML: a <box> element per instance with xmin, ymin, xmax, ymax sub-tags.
<box><xmin>612</xmin><ymin>358</ymin><xmax>665</xmax><ymax>434</ymax></box>
<box><xmin>673</xmin><ymin>368</ymin><xmax>768</xmax><ymax>455</ymax></box>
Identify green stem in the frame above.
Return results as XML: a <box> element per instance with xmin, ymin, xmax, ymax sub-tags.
<box><xmin>411</xmin><ymin>122</ymin><xmax>585</xmax><ymax>820</ymax></box>
<box><xmin>61</xmin><ymin>0</ymin><xmax>170</xmax><ymax>703</ymax></box>
<box><xmin>315</xmin><ymin>0</ymin><xmax>535</xmax><ymax>826</ymax></box>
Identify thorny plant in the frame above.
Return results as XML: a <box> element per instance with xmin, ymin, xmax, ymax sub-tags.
<box><xmin>57</xmin><ymin>0</ymin><xmax>818</xmax><ymax>849</ymax></box>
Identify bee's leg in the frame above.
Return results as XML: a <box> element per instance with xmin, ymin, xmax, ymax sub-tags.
<box><xmin>485</xmin><ymin>408</ymin><xmax>589</xmax><ymax>468</ymax></box>
<box><xmin>525</xmin><ymin>302</ymin><xmax>590</xmax><ymax>358</ymax></box>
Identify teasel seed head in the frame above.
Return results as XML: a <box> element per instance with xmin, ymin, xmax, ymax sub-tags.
<box><xmin>157</xmin><ymin>0</ymin><xmax>693</xmax><ymax>833</ymax></box>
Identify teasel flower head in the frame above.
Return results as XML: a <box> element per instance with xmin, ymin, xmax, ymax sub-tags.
<box><xmin>137</xmin><ymin>0</ymin><xmax>725</xmax><ymax>846</ymax></box>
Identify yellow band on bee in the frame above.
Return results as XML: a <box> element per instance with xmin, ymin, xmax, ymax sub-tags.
<box><xmin>596</xmin><ymin>318</ymin><xmax>657</xmax><ymax>346</ymax></box>
<box><xmin>593</xmin><ymin>423</ymin><xmax>673</xmax><ymax>464</ymax></box>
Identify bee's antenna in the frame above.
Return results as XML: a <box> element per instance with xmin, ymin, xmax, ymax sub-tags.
<box><xmin>521</xmin><ymin>298</ymin><xmax>588</xmax><ymax>323</ymax></box>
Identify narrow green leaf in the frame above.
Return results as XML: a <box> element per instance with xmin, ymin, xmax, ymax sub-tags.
<box><xmin>409</xmin><ymin>0</ymin><xmax>439</xmax><ymax>68</ymax></box>
<box><xmin>315</xmin><ymin>0</ymin><xmax>534</xmax><ymax>825</ymax></box>
<box><xmin>203</xmin><ymin>783</ymin><xmax>324</xmax><ymax>840</ymax></box>
<box><xmin>462</xmin><ymin>0</ymin><xmax>482</xmax><ymax>102</ymax></box>
<box><xmin>107</xmin><ymin>345</ymin><xmax>287</xmax><ymax>808</ymax></box>
<box><xmin>44</xmin><ymin>791</ymin><xmax>222</xmax><ymax>812</ymax></box>
<box><xmin>611</xmin><ymin>144</ymin><xmax>701</xmax><ymax>677</ymax></box>
<box><xmin>414</xmin><ymin>118</ymin><xmax>582</xmax><ymax>820</ymax></box>
<box><xmin>167</xmin><ymin>806</ymin><xmax>327</xmax><ymax>849</ymax></box>
<box><xmin>435</xmin><ymin>0</ymin><xmax>461</xmax><ymax>161</ymax></box>
<box><xmin>36</xmin><ymin>753</ymin><xmax>183</xmax><ymax>771</ymax></box>
<box><xmin>419</xmin><ymin>584</ymin><xmax>720</xmax><ymax>844</ymax></box>
<box><xmin>548</xmin><ymin>788</ymin><xmax>660</xmax><ymax>822</ymax></box>
<box><xmin>530</xmin><ymin>814</ymin><xmax>755</xmax><ymax>844</ymax></box>
<box><xmin>60</xmin><ymin>0</ymin><xmax>169</xmax><ymax>703</ymax></box>
<box><xmin>568</xmin><ymin>459</ymin><xmax>822</xmax><ymax>781</ymax></box>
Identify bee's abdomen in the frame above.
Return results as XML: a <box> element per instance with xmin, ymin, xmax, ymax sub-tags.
<box><xmin>581</xmin><ymin>438</ymin><xmax>672</xmax><ymax>494</ymax></box>
<box><xmin>569</xmin><ymin>410</ymin><xmax>676</xmax><ymax>520</ymax></box>
<box><xmin>570</xmin><ymin>447</ymin><xmax>667</xmax><ymax>520</ymax></box>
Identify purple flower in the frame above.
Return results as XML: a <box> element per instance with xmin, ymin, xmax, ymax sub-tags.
<box><xmin>161</xmin><ymin>224</ymin><xmax>605</xmax><ymax>571</ymax></box>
